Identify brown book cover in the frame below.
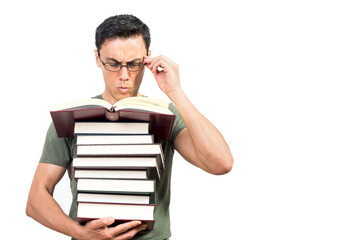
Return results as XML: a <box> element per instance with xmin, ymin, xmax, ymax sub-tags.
<box><xmin>50</xmin><ymin>108</ymin><xmax>175</xmax><ymax>141</ymax></box>
<box><xmin>50</xmin><ymin>96</ymin><xmax>175</xmax><ymax>141</ymax></box>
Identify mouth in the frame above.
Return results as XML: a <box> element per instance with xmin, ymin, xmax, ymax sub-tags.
<box><xmin>118</xmin><ymin>87</ymin><xmax>130</xmax><ymax>94</ymax></box>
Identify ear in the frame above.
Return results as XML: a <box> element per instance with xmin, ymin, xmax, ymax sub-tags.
<box><xmin>147</xmin><ymin>50</ymin><xmax>151</xmax><ymax>57</ymax></box>
<box><xmin>94</xmin><ymin>49</ymin><xmax>101</xmax><ymax>68</ymax></box>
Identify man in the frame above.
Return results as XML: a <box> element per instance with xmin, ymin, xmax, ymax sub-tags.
<box><xmin>26</xmin><ymin>14</ymin><xmax>233</xmax><ymax>240</ymax></box>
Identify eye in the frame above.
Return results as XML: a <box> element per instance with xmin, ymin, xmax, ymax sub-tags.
<box><xmin>128</xmin><ymin>62</ymin><xmax>141</xmax><ymax>67</ymax></box>
<box><xmin>107</xmin><ymin>63</ymin><xmax>120</xmax><ymax>67</ymax></box>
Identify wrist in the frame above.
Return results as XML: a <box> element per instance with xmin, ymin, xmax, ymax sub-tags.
<box><xmin>69</xmin><ymin>222</ymin><xmax>86</xmax><ymax>240</ymax></box>
<box><xmin>167</xmin><ymin>87</ymin><xmax>185</xmax><ymax>103</ymax></box>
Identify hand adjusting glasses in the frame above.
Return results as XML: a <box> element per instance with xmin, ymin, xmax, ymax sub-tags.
<box><xmin>98</xmin><ymin>53</ymin><xmax>146</xmax><ymax>72</ymax></box>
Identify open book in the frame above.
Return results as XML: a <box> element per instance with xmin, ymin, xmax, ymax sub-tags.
<box><xmin>53</xmin><ymin>96</ymin><xmax>172</xmax><ymax>114</ymax></box>
<box><xmin>50</xmin><ymin>96</ymin><xmax>175</xmax><ymax>141</ymax></box>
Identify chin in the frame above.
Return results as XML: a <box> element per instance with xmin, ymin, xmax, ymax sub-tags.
<box><xmin>115</xmin><ymin>92</ymin><xmax>137</xmax><ymax>101</ymax></box>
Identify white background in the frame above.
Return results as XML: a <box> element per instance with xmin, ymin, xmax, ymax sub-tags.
<box><xmin>1</xmin><ymin>0</ymin><xmax>359</xmax><ymax>239</ymax></box>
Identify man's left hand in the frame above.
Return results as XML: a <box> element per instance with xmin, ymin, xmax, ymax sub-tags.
<box><xmin>144</xmin><ymin>55</ymin><xmax>181</xmax><ymax>97</ymax></box>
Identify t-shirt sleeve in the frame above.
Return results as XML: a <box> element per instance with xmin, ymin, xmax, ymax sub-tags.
<box><xmin>168</xmin><ymin>102</ymin><xmax>186</xmax><ymax>145</ymax></box>
<box><xmin>39</xmin><ymin>122</ymin><xmax>73</xmax><ymax>168</ymax></box>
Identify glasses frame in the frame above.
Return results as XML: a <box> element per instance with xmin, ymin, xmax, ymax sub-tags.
<box><xmin>98</xmin><ymin>53</ymin><xmax>146</xmax><ymax>72</ymax></box>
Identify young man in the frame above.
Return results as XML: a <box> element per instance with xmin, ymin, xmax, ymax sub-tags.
<box><xmin>26</xmin><ymin>14</ymin><xmax>233</xmax><ymax>240</ymax></box>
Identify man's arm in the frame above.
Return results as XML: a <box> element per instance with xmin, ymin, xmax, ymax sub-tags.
<box><xmin>171</xmin><ymin>90</ymin><xmax>233</xmax><ymax>175</ymax></box>
<box><xmin>26</xmin><ymin>163</ymin><xmax>146</xmax><ymax>239</ymax></box>
<box><xmin>144</xmin><ymin>56</ymin><xmax>233</xmax><ymax>175</ymax></box>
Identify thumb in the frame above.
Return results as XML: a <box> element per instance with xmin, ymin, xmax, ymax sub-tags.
<box><xmin>86</xmin><ymin>217</ymin><xmax>115</xmax><ymax>230</ymax></box>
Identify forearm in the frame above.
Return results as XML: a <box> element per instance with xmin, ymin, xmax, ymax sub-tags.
<box><xmin>26</xmin><ymin>186</ymin><xmax>146</xmax><ymax>240</ymax></box>
<box><xmin>144</xmin><ymin>55</ymin><xmax>233</xmax><ymax>174</ymax></box>
<box><xmin>169</xmin><ymin>89</ymin><xmax>233</xmax><ymax>173</ymax></box>
<box><xmin>26</xmin><ymin>184</ymin><xmax>82</xmax><ymax>238</ymax></box>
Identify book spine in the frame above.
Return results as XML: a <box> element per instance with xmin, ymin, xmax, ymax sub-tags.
<box><xmin>105</xmin><ymin>109</ymin><xmax>119</xmax><ymax>121</ymax></box>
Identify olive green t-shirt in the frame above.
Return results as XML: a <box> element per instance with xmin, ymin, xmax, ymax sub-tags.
<box><xmin>40</xmin><ymin>95</ymin><xmax>186</xmax><ymax>240</ymax></box>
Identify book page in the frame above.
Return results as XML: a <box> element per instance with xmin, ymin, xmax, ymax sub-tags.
<box><xmin>113</xmin><ymin>97</ymin><xmax>172</xmax><ymax>114</ymax></box>
<box><xmin>53</xmin><ymin>98</ymin><xmax>112</xmax><ymax>111</ymax></box>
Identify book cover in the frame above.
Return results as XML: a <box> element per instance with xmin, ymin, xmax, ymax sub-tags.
<box><xmin>74</xmin><ymin>122</ymin><xmax>150</xmax><ymax>135</ymax></box>
<box><xmin>77</xmin><ymin>202</ymin><xmax>156</xmax><ymax>230</ymax></box>
<box><xmin>76</xmin><ymin>178</ymin><xmax>156</xmax><ymax>195</ymax></box>
<box><xmin>72</xmin><ymin>157</ymin><xmax>162</xmax><ymax>180</ymax></box>
<box><xmin>76</xmin><ymin>134</ymin><xmax>154</xmax><ymax>145</ymax></box>
<box><xmin>50</xmin><ymin>97</ymin><xmax>175</xmax><ymax>141</ymax></box>
<box><xmin>75</xmin><ymin>144</ymin><xmax>165</xmax><ymax>170</ymax></box>
<box><xmin>73</xmin><ymin>169</ymin><xmax>149</xmax><ymax>180</ymax></box>
<box><xmin>77</xmin><ymin>192</ymin><xmax>155</xmax><ymax>205</ymax></box>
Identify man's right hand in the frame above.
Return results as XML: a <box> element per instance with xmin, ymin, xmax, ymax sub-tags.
<box><xmin>76</xmin><ymin>217</ymin><xmax>147</xmax><ymax>240</ymax></box>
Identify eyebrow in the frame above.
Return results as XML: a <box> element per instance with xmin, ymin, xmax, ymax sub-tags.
<box><xmin>105</xmin><ymin>57</ymin><xmax>142</xmax><ymax>64</ymax></box>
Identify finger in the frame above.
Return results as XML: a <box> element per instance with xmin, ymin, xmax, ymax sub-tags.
<box><xmin>144</xmin><ymin>58</ymin><xmax>158</xmax><ymax>73</ymax></box>
<box><xmin>114</xmin><ymin>223</ymin><xmax>147</xmax><ymax>240</ymax></box>
<box><xmin>110</xmin><ymin>220</ymin><xmax>142</xmax><ymax>236</ymax></box>
<box><xmin>143</xmin><ymin>56</ymin><xmax>154</xmax><ymax>63</ymax></box>
<box><xmin>146</xmin><ymin>55</ymin><xmax>168</xmax><ymax>68</ymax></box>
<box><xmin>148</xmin><ymin>57</ymin><xmax>168</xmax><ymax>73</ymax></box>
<box><xmin>147</xmin><ymin>62</ymin><xmax>163</xmax><ymax>76</ymax></box>
<box><xmin>144</xmin><ymin>56</ymin><xmax>159</xmax><ymax>70</ymax></box>
<box><xmin>86</xmin><ymin>217</ymin><xmax>115</xmax><ymax>230</ymax></box>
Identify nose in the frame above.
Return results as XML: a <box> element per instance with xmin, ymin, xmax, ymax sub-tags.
<box><xmin>119</xmin><ymin>65</ymin><xmax>129</xmax><ymax>81</ymax></box>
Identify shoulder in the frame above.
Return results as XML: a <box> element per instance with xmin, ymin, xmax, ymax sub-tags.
<box><xmin>167</xmin><ymin>102</ymin><xmax>186</xmax><ymax>144</ymax></box>
<box><xmin>40</xmin><ymin>122</ymin><xmax>74</xmax><ymax>168</ymax></box>
<box><xmin>168</xmin><ymin>102</ymin><xmax>178</xmax><ymax>113</ymax></box>
<box><xmin>92</xmin><ymin>94</ymin><xmax>103</xmax><ymax>100</ymax></box>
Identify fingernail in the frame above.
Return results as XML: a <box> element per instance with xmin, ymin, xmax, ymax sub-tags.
<box><xmin>107</xmin><ymin>217</ymin><xmax>115</xmax><ymax>224</ymax></box>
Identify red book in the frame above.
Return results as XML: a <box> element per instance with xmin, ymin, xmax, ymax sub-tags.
<box><xmin>50</xmin><ymin>97</ymin><xmax>175</xmax><ymax>141</ymax></box>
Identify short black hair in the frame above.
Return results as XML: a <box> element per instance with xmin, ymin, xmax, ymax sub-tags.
<box><xmin>95</xmin><ymin>14</ymin><xmax>151</xmax><ymax>52</ymax></box>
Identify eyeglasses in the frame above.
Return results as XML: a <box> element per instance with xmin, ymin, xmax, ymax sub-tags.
<box><xmin>98</xmin><ymin>53</ymin><xmax>146</xmax><ymax>72</ymax></box>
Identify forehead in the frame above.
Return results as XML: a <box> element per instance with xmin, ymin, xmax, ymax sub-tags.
<box><xmin>99</xmin><ymin>36</ymin><xmax>147</xmax><ymax>61</ymax></box>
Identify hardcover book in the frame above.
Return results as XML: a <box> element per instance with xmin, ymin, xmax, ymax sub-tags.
<box><xmin>77</xmin><ymin>193</ymin><xmax>155</xmax><ymax>205</ymax></box>
<box><xmin>74</xmin><ymin>122</ymin><xmax>150</xmax><ymax>135</ymax></box>
<box><xmin>76</xmin><ymin>144</ymin><xmax>165</xmax><ymax>170</ymax></box>
<box><xmin>76</xmin><ymin>134</ymin><xmax>154</xmax><ymax>145</ymax></box>
<box><xmin>77</xmin><ymin>202</ymin><xmax>155</xmax><ymax>230</ymax></box>
<box><xmin>77</xmin><ymin>178</ymin><xmax>156</xmax><ymax>195</ymax></box>
<box><xmin>72</xmin><ymin>157</ymin><xmax>162</xmax><ymax>180</ymax></box>
<box><xmin>73</xmin><ymin>169</ymin><xmax>149</xmax><ymax>180</ymax></box>
<box><xmin>50</xmin><ymin>96</ymin><xmax>175</xmax><ymax>141</ymax></box>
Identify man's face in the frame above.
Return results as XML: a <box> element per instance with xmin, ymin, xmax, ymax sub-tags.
<box><xmin>95</xmin><ymin>36</ymin><xmax>148</xmax><ymax>104</ymax></box>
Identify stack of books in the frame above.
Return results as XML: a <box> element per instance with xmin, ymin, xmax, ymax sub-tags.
<box><xmin>50</xmin><ymin>97</ymin><xmax>176</xmax><ymax>230</ymax></box>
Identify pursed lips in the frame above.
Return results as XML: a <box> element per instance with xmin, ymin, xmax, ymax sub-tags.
<box><xmin>118</xmin><ymin>86</ymin><xmax>130</xmax><ymax>93</ymax></box>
